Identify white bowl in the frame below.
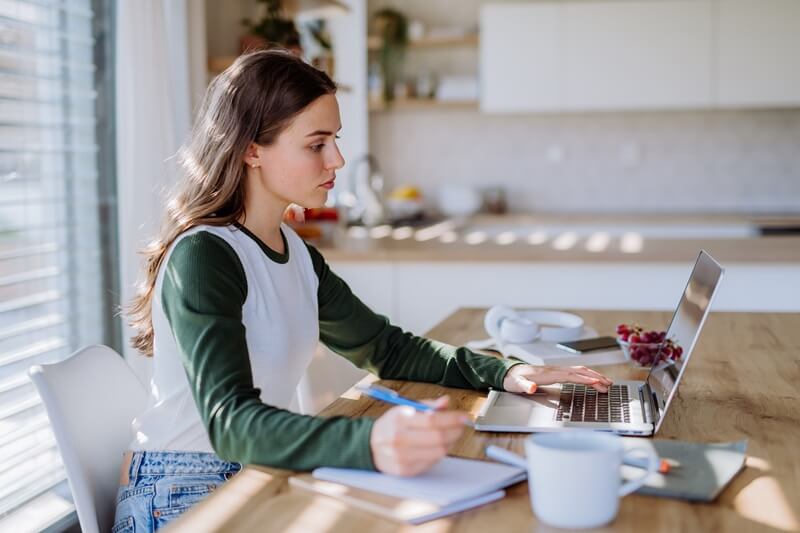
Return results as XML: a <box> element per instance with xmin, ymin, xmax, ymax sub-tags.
<box><xmin>386</xmin><ymin>198</ymin><xmax>424</xmax><ymax>220</ymax></box>
<box><xmin>438</xmin><ymin>185</ymin><xmax>481</xmax><ymax>217</ymax></box>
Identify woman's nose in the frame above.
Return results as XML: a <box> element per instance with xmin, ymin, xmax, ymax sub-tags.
<box><xmin>327</xmin><ymin>144</ymin><xmax>345</xmax><ymax>170</ymax></box>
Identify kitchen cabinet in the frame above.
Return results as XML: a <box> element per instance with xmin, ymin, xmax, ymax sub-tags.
<box><xmin>562</xmin><ymin>1</ymin><xmax>713</xmax><ymax>110</ymax></box>
<box><xmin>716</xmin><ymin>0</ymin><xmax>800</xmax><ymax>107</ymax></box>
<box><xmin>481</xmin><ymin>0</ymin><xmax>799</xmax><ymax>112</ymax></box>
<box><xmin>481</xmin><ymin>1</ymin><xmax>713</xmax><ymax>112</ymax></box>
<box><xmin>329</xmin><ymin>262</ymin><xmax>394</xmax><ymax>317</ymax></box>
<box><xmin>480</xmin><ymin>3</ymin><xmax>562</xmax><ymax>112</ymax></box>
<box><xmin>327</xmin><ymin>260</ymin><xmax>800</xmax><ymax>340</ymax></box>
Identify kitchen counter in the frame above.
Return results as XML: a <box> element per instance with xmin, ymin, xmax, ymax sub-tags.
<box><xmin>312</xmin><ymin>213</ymin><xmax>800</xmax><ymax>263</ymax></box>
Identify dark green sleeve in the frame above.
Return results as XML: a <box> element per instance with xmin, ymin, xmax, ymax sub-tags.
<box><xmin>161</xmin><ymin>231</ymin><xmax>375</xmax><ymax>470</ymax></box>
<box><xmin>306</xmin><ymin>243</ymin><xmax>522</xmax><ymax>389</ymax></box>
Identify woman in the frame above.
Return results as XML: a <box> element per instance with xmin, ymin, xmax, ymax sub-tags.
<box><xmin>116</xmin><ymin>50</ymin><xmax>612</xmax><ymax>532</ymax></box>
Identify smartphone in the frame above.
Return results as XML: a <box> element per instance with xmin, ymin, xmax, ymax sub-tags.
<box><xmin>556</xmin><ymin>336</ymin><xmax>619</xmax><ymax>354</ymax></box>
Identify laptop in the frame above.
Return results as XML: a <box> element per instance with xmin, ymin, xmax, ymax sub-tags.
<box><xmin>475</xmin><ymin>250</ymin><xmax>724</xmax><ymax>436</ymax></box>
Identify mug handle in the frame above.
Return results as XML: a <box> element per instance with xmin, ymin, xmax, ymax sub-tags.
<box><xmin>619</xmin><ymin>447</ymin><xmax>659</xmax><ymax>497</ymax></box>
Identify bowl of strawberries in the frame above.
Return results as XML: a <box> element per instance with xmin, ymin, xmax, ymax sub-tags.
<box><xmin>616</xmin><ymin>323</ymin><xmax>683</xmax><ymax>367</ymax></box>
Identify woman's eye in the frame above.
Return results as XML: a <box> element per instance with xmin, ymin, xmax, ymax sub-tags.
<box><xmin>311</xmin><ymin>135</ymin><xmax>339</xmax><ymax>152</ymax></box>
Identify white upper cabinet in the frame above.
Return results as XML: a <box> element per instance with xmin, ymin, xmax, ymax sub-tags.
<box><xmin>480</xmin><ymin>3</ymin><xmax>562</xmax><ymax>112</ymax></box>
<box><xmin>716</xmin><ymin>0</ymin><xmax>800</xmax><ymax>107</ymax></box>
<box><xmin>480</xmin><ymin>0</ymin><xmax>799</xmax><ymax>112</ymax></box>
<box><xmin>563</xmin><ymin>1</ymin><xmax>713</xmax><ymax>110</ymax></box>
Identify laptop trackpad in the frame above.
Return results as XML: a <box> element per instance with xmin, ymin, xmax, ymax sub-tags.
<box><xmin>484</xmin><ymin>391</ymin><xmax>561</xmax><ymax>426</ymax></box>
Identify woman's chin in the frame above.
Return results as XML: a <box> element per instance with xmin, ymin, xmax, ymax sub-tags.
<box><xmin>307</xmin><ymin>190</ymin><xmax>329</xmax><ymax>208</ymax></box>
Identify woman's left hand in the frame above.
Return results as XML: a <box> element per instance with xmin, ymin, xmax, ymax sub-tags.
<box><xmin>503</xmin><ymin>364</ymin><xmax>612</xmax><ymax>394</ymax></box>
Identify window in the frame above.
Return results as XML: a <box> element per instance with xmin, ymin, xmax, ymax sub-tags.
<box><xmin>0</xmin><ymin>0</ymin><xmax>117</xmax><ymax>528</ymax></box>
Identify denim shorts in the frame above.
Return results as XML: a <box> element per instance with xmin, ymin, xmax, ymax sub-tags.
<box><xmin>112</xmin><ymin>451</ymin><xmax>241</xmax><ymax>533</ymax></box>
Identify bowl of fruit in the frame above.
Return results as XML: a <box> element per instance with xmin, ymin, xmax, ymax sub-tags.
<box><xmin>616</xmin><ymin>323</ymin><xmax>683</xmax><ymax>367</ymax></box>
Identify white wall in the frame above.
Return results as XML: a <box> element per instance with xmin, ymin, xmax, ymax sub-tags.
<box><xmin>371</xmin><ymin>108</ymin><xmax>800</xmax><ymax>214</ymax></box>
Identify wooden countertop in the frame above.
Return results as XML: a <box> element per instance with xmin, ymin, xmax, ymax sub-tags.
<box><xmin>167</xmin><ymin>308</ymin><xmax>800</xmax><ymax>533</ymax></box>
<box><xmin>308</xmin><ymin>213</ymin><xmax>800</xmax><ymax>263</ymax></box>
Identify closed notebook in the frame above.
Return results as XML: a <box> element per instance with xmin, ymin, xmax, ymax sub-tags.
<box><xmin>621</xmin><ymin>438</ymin><xmax>748</xmax><ymax>501</ymax></box>
<box><xmin>289</xmin><ymin>456</ymin><xmax>527</xmax><ymax>525</ymax></box>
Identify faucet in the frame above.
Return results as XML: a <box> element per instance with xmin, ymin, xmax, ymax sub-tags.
<box><xmin>337</xmin><ymin>154</ymin><xmax>385</xmax><ymax>226</ymax></box>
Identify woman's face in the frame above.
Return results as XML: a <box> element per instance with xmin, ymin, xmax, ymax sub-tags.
<box><xmin>248</xmin><ymin>93</ymin><xmax>345</xmax><ymax>210</ymax></box>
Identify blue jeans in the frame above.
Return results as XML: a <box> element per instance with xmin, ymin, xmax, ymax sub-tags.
<box><xmin>112</xmin><ymin>451</ymin><xmax>241</xmax><ymax>533</ymax></box>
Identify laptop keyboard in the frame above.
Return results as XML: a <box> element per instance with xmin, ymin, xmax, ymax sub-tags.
<box><xmin>555</xmin><ymin>384</ymin><xmax>631</xmax><ymax>423</ymax></box>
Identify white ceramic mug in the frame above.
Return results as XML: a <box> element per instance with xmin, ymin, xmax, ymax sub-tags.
<box><xmin>524</xmin><ymin>431</ymin><xmax>658</xmax><ymax>529</ymax></box>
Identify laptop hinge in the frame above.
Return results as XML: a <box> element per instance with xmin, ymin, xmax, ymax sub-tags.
<box><xmin>642</xmin><ymin>382</ymin><xmax>660</xmax><ymax>427</ymax></box>
<box><xmin>638</xmin><ymin>385</ymin><xmax>649</xmax><ymax>424</ymax></box>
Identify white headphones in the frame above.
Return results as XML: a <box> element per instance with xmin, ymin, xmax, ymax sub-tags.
<box><xmin>484</xmin><ymin>305</ymin><xmax>585</xmax><ymax>345</ymax></box>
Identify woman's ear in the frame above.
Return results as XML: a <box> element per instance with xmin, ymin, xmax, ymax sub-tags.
<box><xmin>243</xmin><ymin>142</ymin><xmax>261</xmax><ymax>169</ymax></box>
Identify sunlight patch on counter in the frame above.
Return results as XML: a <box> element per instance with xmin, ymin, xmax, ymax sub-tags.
<box><xmin>552</xmin><ymin>231</ymin><xmax>578</xmax><ymax>251</ymax></box>
<box><xmin>526</xmin><ymin>230</ymin><xmax>548</xmax><ymax>245</ymax></box>
<box><xmin>391</xmin><ymin>226</ymin><xmax>414</xmax><ymax>240</ymax></box>
<box><xmin>368</xmin><ymin>225</ymin><xmax>392</xmax><ymax>239</ymax></box>
<box><xmin>494</xmin><ymin>231</ymin><xmax>517</xmax><ymax>245</ymax></box>
<box><xmin>585</xmin><ymin>232</ymin><xmax>611</xmax><ymax>253</ymax></box>
<box><xmin>464</xmin><ymin>231</ymin><xmax>487</xmax><ymax>245</ymax></box>
<box><xmin>414</xmin><ymin>220</ymin><xmax>458</xmax><ymax>242</ymax></box>
<box><xmin>620</xmin><ymin>232</ymin><xmax>644</xmax><ymax>254</ymax></box>
<box><xmin>439</xmin><ymin>231</ymin><xmax>458</xmax><ymax>243</ymax></box>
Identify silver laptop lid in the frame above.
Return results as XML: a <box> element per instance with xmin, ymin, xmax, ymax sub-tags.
<box><xmin>646</xmin><ymin>250</ymin><xmax>724</xmax><ymax>434</ymax></box>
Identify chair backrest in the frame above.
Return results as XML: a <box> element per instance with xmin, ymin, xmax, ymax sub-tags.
<box><xmin>28</xmin><ymin>345</ymin><xmax>148</xmax><ymax>533</ymax></box>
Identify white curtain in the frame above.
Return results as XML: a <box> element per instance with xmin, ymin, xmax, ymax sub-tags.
<box><xmin>115</xmin><ymin>0</ymin><xmax>199</xmax><ymax>383</ymax></box>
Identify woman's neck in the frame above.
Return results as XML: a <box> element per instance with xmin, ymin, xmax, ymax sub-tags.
<box><xmin>238</xmin><ymin>186</ymin><xmax>288</xmax><ymax>253</ymax></box>
<box><xmin>238</xmin><ymin>213</ymin><xmax>285</xmax><ymax>252</ymax></box>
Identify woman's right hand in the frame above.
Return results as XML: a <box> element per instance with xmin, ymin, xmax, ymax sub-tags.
<box><xmin>369</xmin><ymin>396</ymin><xmax>467</xmax><ymax>477</ymax></box>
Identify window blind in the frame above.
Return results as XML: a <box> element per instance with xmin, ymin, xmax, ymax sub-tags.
<box><xmin>0</xmin><ymin>0</ymin><xmax>107</xmax><ymax>521</ymax></box>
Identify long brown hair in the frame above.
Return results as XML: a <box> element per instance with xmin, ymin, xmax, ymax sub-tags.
<box><xmin>127</xmin><ymin>49</ymin><xmax>336</xmax><ymax>355</ymax></box>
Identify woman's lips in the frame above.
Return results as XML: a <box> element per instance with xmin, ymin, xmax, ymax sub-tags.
<box><xmin>320</xmin><ymin>179</ymin><xmax>335</xmax><ymax>190</ymax></box>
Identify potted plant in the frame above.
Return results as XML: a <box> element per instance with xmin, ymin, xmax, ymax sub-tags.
<box><xmin>372</xmin><ymin>8</ymin><xmax>408</xmax><ymax>101</ymax></box>
<box><xmin>241</xmin><ymin>0</ymin><xmax>302</xmax><ymax>56</ymax></box>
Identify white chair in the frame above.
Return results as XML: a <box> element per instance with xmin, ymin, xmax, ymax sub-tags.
<box><xmin>28</xmin><ymin>345</ymin><xmax>148</xmax><ymax>533</ymax></box>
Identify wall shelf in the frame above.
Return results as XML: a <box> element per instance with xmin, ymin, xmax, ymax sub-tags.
<box><xmin>367</xmin><ymin>33</ymin><xmax>479</xmax><ymax>52</ymax></box>
<box><xmin>369</xmin><ymin>99</ymin><xmax>478</xmax><ymax>112</ymax></box>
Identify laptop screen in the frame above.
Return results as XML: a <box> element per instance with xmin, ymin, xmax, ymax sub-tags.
<box><xmin>646</xmin><ymin>250</ymin><xmax>724</xmax><ymax>433</ymax></box>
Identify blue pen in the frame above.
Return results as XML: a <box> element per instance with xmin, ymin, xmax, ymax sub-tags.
<box><xmin>355</xmin><ymin>384</ymin><xmax>436</xmax><ymax>411</ymax></box>
<box><xmin>356</xmin><ymin>384</ymin><xmax>475</xmax><ymax>427</ymax></box>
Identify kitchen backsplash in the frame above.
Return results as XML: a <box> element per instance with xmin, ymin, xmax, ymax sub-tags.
<box><xmin>369</xmin><ymin>108</ymin><xmax>800</xmax><ymax>213</ymax></box>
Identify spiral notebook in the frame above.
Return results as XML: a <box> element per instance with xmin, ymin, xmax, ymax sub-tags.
<box><xmin>289</xmin><ymin>456</ymin><xmax>527</xmax><ymax>524</ymax></box>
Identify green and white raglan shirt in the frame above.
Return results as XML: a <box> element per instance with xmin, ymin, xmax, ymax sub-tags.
<box><xmin>130</xmin><ymin>222</ymin><xmax>521</xmax><ymax>471</ymax></box>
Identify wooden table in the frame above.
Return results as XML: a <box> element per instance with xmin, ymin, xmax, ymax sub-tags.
<box><xmin>167</xmin><ymin>309</ymin><xmax>800</xmax><ymax>532</ymax></box>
